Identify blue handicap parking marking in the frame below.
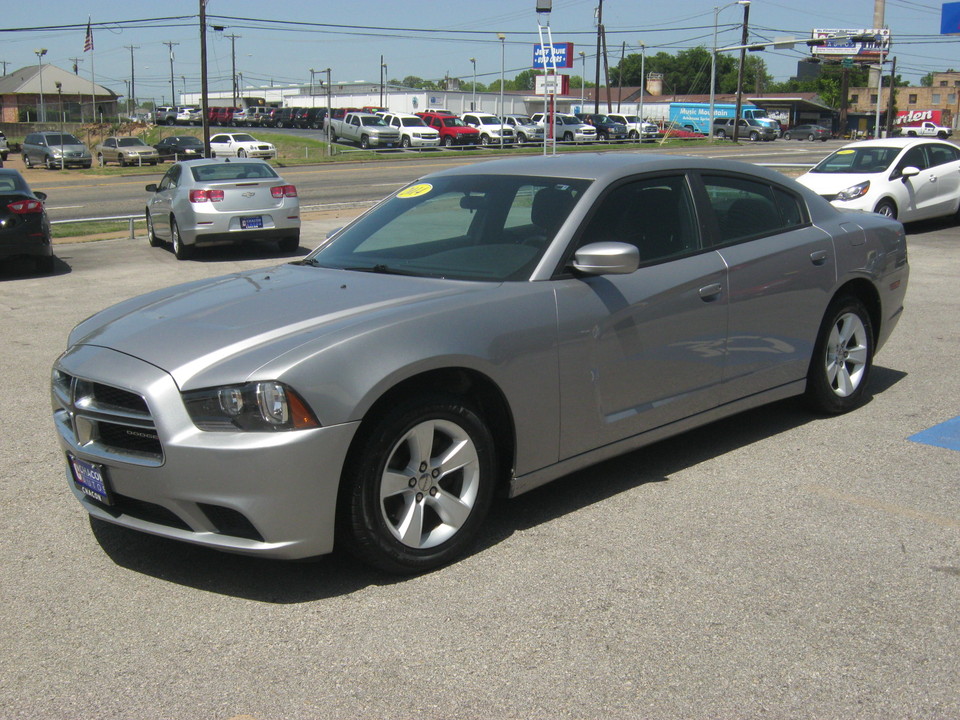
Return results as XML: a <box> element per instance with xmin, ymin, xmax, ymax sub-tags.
<box><xmin>909</xmin><ymin>416</ymin><xmax>960</xmax><ymax>452</ymax></box>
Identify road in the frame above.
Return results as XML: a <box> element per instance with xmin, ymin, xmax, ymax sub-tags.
<box><xmin>1</xmin><ymin>151</ymin><xmax>957</xmax><ymax>719</ymax></box>
<box><xmin>18</xmin><ymin>140</ymin><xmax>843</xmax><ymax>223</ymax></box>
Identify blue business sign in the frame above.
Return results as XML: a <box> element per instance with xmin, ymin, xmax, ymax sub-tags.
<box><xmin>533</xmin><ymin>43</ymin><xmax>574</xmax><ymax>69</ymax></box>
<box><xmin>942</xmin><ymin>2</ymin><xmax>960</xmax><ymax>33</ymax></box>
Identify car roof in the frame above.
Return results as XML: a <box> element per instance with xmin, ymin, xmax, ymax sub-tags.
<box><xmin>424</xmin><ymin>152</ymin><xmax>801</xmax><ymax>186</ymax></box>
<box><xmin>840</xmin><ymin>137</ymin><xmax>943</xmax><ymax>150</ymax></box>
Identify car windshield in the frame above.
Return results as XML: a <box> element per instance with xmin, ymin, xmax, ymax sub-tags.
<box><xmin>811</xmin><ymin>147</ymin><xmax>902</xmax><ymax>174</ymax></box>
<box><xmin>174</xmin><ymin>137</ymin><xmax>203</xmax><ymax>146</ymax></box>
<box><xmin>400</xmin><ymin>117</ymin><xmax>427</xmax><ymax>127</ymax></box>
<box><xmin>621</xmin><ymin>116</ymin><xmax>640</xmax><ymax>123</ymax></box>
<box><xmin>305</xmin><ymin>174</ymin><xmax>592</xmax><ymax>282</ymax></box>
<box><xmin>229</xmin><ymin>134</ymin><xmax>256</xmax><ymax>142</ymax></box>
<box><xmin>190</xmin><ymin>162</ymin><xmax>279</xmax><ymax>182</ymax></box>
<box><xmin>513</xmin><ymin>116</ymin><xmax>533</xmax><ymax>124</ymax></box>
<box><xmin>361</xmin><ymin>117</ymin><xmax>388</xmax><ymax>126</ymax></box>
<box><xmin>442</xmin><ymin>118</ymin><xmax>468</xmax><ymax>128</ymax></box>
<box><xmin>46</xmin><ymin>134</ymin><xmax>82</xmax><ymax>145</ymax></box>
<box><xmin>558</xmin><ymin>116</ymin><xmax>580</xmax><ymax>125</ymax></box>
<box><xmin>118</xmin><ymin>138</ymin><xmax>148</xmax><ymax>147</ymax></box>
<box><xmin>478</xmin><ymin>117</ymin><xmax>499</xmax><ymax>125</ymax></box>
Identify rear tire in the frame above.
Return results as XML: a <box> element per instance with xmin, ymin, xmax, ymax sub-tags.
<box><xmin>338</xmin><ymin>393</ymin><xmax>497</xmax><ymax>574</ymax></box>
<box><xmin>170</xmin><ymin>216</ymin><xmax>194</xmax><ymax>260</ymax></box>
<box><xmin>278</xmin><ymin>236</ymin><xmax>299</xmax><ymax>252</ymax></box>
<box><xmin>805</xmin><ymin>296</ymin><xmax>874</xmax><ymax>414</ymax></box>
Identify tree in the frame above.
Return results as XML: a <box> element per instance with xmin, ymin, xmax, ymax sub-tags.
<box><xmin>920</xmin><ymin>72</ymin><xmax>934</xmax><ymax>87</ymax></box>
<box><xmin>608</xmin><ymin>46</ymin><xmax>769</xmax><ymax>96</ymax></box>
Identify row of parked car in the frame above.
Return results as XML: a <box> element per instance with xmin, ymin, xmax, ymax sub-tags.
<box><xmin>154</xmin><ymin>105</ymin><xmax>327</xmax><ymax>129</ymax></box>
<box><xmin>17</xmin><ymin>131</ymin><xmax>277</xmax><ymax>169</ymax></box>
<box><xmin>322</xmin><ymin>108</ymin><xmax>663</xmax><ymax>149</ymax></box>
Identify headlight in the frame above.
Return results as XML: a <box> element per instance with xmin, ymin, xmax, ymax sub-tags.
<box><xmin>836</xmin><ymin>181</ymin><xmax>871</xmax><ymax>201</ymax></box>
<box><xmin>183</xmin><ymin>381</ymin><xmax>319</xmax><ymax>432</ymax></box>
<box><xmin>52</xmin><ymin>149</ymin><xmax>64</xmax><ymax>157</ymax></box>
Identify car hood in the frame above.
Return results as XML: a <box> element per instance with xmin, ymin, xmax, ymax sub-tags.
<box><xmin>68</xmin><ymin>263</ymin><xmax>490</xmax><ymax>388</ymax></box>
<box><xmin>796</xmin><ymin>171</ymin><xmax>880</xmax><ymax>194</ymax></box>
<box><xmin>52</xmin><ymin>144</ymin><xmax>89</xmax><ymax>153</ymax></box>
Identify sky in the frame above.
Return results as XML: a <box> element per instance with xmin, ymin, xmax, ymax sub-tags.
<box><xmin>2</xmin><ymin>0</ymin><xmax>956</xmax><ymax>105</ymax></box>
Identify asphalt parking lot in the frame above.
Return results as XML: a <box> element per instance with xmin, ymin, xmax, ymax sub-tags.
<box><xmin>1</xmin><ymin>213</ymin><xmax>957</xmax><ymax>719</ymax></box>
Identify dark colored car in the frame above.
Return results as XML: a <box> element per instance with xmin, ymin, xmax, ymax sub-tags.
<box><xmin>0</xmin><ymin>168</ymin><xmax>53</xmax><ymax>274</ymax></box>
<box><xmin>153</xmin><ymin>136</ymin><xmax>206</xmax><ymax>161</ymax></box>
<box><xmin>294</xmin><ymin>107</ymin><xmax>327</xmax><ymax>129</ymax></box>
<box><xmin>575</xmin><ymin>113</ymin><xmax>629</xmax><ymax>141</ymax></box>
<box><xmin>270</xmin><ymin>107</ymin><xmax>301</xmax><ymax>128</ymax></box>
<box><xmin>783</xmin><ymin>124</ymin><xmax>832</xmax><ymax>142</ymax></box>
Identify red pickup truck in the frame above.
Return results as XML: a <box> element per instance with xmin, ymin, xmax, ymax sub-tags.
<box><xmin>416</xmin><ymin>112</ymin><xmax>480</xmax><ymax>147</ymax></box>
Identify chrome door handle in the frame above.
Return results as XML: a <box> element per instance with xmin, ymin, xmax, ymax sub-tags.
<box><xmin>699</xmin><ymin>283</ymin><xmax>722</xmax><ymax>301</ymax></box>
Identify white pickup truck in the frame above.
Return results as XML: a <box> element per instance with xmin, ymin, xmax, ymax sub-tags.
<box><xmin>901</xmin><ymin>121</ymin><xmax>953</xmax><ymax>139</ymax></box>
<box><xmin>329</xmin><ymin>112</ymin><xmax>401</xmax><ymax>149</ymax></box>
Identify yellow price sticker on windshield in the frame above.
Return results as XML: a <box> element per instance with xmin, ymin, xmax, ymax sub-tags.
<box><xmin>836</xmin><ymin>149</ymin><xmax>855</xmax><ymax>155</ymax></box>
<box><xmin>397</xmin><ymin>183</ymin><xmax>433</xmax><ymax>199</ymax></box>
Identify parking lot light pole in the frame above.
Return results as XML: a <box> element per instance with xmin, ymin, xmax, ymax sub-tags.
<box><xmin>579</xmin><ymin>51</ymin><xmax>585</xmax><ymax>108</ymax></box>
<box><xmin>56</xmin><ymin>81</ymin><xmax>63</xmax><ymax>167</ymax></box>
<box><xmin>498</xmin><ymin>33</ymin><xmax>505</xmax><ymax>148</ymax></box>
<box><xmin>470</xmin><ymin>58</ymin><xmax>476</xmax><ymax>111</ymax></box>
<box><xmin>34</xmin><ymin>48</ymin><xmax>47</xmax><ymax>122</ymax></box>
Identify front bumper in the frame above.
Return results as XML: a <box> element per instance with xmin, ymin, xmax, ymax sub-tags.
<box><xmin>52</xmin><ymin>345</ymin><xmax>359</xmax><ymax>558</ymax></box>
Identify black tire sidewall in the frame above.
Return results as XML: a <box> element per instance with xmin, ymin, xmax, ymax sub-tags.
<box><xmin>339</xmin><ymin>394</ymin><xmax>497</xmax><ymax>574</ymax></box>
<box><xmin>805</xmin><ymin>296</ymin><xmax>874</xmax><ymax>414</ymax></box>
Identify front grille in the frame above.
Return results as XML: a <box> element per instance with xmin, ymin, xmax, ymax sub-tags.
<box><xmin>89</xmin><ymin>492</ymin><xmax>191</xmax><ymax>531</ymax></box>
<box><xmin>54</xmin><ymin>371</ymin><xmax>163</xmax><ymax>462</ymax></box>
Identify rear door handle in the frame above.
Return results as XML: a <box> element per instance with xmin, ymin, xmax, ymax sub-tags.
<box><xmin>699</xmin><ymin>283</ymin><xmax>723</xmax><ymax>301</ymax></box>
<box><xmin>810</xmin><ymin>250</ymin><xmax>829</xmax><ymax>266</ymax></box>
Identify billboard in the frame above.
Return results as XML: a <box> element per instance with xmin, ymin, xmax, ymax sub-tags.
<box><xmin>942</xmin><ymin>2</ymin><xmax>960</xmax><ymax>33</ymax></box>
<box><xmin>811</xmin><ymin>29</ymin><xmax>891</xmax><ymax>61</ymax></box>
<box><xmin>535</xmin><ymin>73</ymin><xmax>570</xmax><ymax>95</ymax></box>
<box><xmin>533</xmin><ymin>43</ymin><xmax>574</xmax><ymax>69</ymax></box>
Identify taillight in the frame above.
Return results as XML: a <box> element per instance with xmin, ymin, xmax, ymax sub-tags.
<box><xmin>189</xmin><ymin>189</ymin><xmax>225</xmax><ymax>203</ymax></box>
<box><xmin>7</xmin><ymin>198</ymin><xmax>44</xmax><ymax>214</ymax></box>
<box><xmin>271</xmin><ymin>185</ymin><xmax>298</xmax><ymax>198</ymax></box>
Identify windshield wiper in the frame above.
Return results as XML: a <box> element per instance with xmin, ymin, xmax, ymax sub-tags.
<box><xmin>344</xmin><ymin>264</ymin><xmax>418</xmax><ymax>276</ymax></box>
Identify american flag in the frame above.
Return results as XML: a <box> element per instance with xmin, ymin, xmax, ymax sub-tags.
<box><xmin>83</xmin><ymin>20</ymin><xmax>93</xmax><ymax>52</ymax></box>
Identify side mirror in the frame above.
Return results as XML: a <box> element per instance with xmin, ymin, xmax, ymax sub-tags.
<box><xmin>145</xmin><ymin>183</ymin><xmax>158</xmax><ymax>193</ymax></box>
<box><xmin>900</xmin><ymin>166</ymin><xmax>920</xmax><ymax>180</ymax></box>
<box><xmin>572</xmin><ymin>242</ymin><xmax>639</xmax><ymax>276</ymax></box>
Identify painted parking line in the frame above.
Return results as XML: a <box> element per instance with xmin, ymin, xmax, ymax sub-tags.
<box><xmin>908</xmin><ymin>416</ymin><xmax>960</xmax><ymax>452</ymax></box>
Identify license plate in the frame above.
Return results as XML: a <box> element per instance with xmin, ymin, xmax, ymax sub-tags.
<box><xmin>240</xmin><ymin>216</ymin><xmax>263</xmax><ymax>230</ymax></box>
<box><xmin>70</xmin><ymin>455</ymin><xmax>112</xmax><ymax>505</ymax></box>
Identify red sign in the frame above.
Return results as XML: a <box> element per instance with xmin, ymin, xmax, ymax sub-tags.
<box><xmin>895</xmin><ymin>109</ymin><xmax>946</xmax><ymax>126</ymax></box>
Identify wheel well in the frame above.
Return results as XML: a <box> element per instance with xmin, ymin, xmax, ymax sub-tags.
<box><xmin>874</xmin><ymin>197</ymin><xmax>897</xmax><ymax>214</ymax></box>
<box><xmin>834</xmin><ymin>278</ymin><xmax>882</xmax><ymax>346</ymax></box>
<box><xmin>351</xmin><ymin>368</ymin><xmax>516</xmax><ymax>494</ymax></box>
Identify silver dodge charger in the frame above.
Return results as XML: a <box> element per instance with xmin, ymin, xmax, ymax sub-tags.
<box><xmin>52</xmin><ymin>154</ymin><xmax>909</xmax><ymax>573</ymax></box>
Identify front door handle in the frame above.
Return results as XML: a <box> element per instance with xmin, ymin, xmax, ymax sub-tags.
<box><xmin>699</xmin><ymin>283</ymin><xmax>723</xmax><ymax>301</ymax></box>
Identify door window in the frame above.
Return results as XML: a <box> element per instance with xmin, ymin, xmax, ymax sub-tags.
<box><xmin>702</xmin><ymin>175</ymin><xmax>807</xmax><ymax>244</ymax></box>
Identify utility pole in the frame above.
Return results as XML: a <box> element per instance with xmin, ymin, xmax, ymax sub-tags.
<box><xmin>69</xmin><ymin>57</ymin><xmax>83</xmax><ymax>75</ymax></box>
<box><xmin>885</xmin><ymin>56</ymin><xmax>898</xmax><ymax>136</ymax></box>
<box><xmin>226</xmin><ymin>33</ymin><xmax>241</xmax><ymax>106</ymax></box>
<box><xmin>199</xmin><ymin>2</ymin><xmax>210</xmax><ymax>156</ymax></box>
<box><xmin>732</xmin><ymin>1</ymin><xmax>750</xmax><ymax>142</ymax></box>
<box><xmin>164</xmin><ymin>41</ymin><xmax>179</xmax><ymax>105</ymax></box>
<box><xmin>593</xmin><ymin>0</ymin><xmax>603</xmax><ymax>113</ymax></box>
<box><xmin>0</xmin><ymin>61</ymin><xmax>8</xmax><ymax>76</ymax></box>
<box><xmin>124</xmin><ymin>45</ymin><xmax>139</xmax><ymax>116</ymax></box>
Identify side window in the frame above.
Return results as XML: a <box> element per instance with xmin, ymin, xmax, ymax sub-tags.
<box><xmin>898</xmin><ymin>146</ymin><xmax>928</xmax><ymax>173</ymax></box>
<box><xmin>926</xmin><ymin>144</ymin><xmax>959</xmax><ymax>167</ymax></box>
<box><xmin>579</xmin><ymin>175</ymin><xmax>699</xmax><ymax>264</ymax></box>
<box><xmin>702</xmin><ymin>174</ymin><xmax>806</xmax><ymax>244</ymax></box>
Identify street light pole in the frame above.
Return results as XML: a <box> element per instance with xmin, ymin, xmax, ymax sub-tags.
<box><xmin>55</xmin><ymin>81</ymin><xmax>63</xmax><ymax>167</ymax></box>
<box><xmin>638</xmin><ymin>43</ymin><xmax>646</xmax><ymax>128</ymax></box>
<box><xmin>382</xmin><ymin>61</ymin><xmax>388</xmax><ymax>108</ymax></box>
<box><xmin>498</xmin><ymin>33</ymin><xmax>505</xmax><ymax>136</ymax></box>
<box><xmin>34</xmin><ymin>48</ymin><xmax>47</xmax><ymax>122</ymax></box>
<box><xmin>164</xmin><ymin>41</ymin><xmax>180</xmax><ymax>106</ymax></box>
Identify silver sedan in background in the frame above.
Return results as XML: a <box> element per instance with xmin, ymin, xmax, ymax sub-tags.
<box><xmin>55</xmin><ymin>154</ymin><xmax>908</xmax><ymax>574</ymax></box>
<box><xmin>144</xmin><ymin>158</ymin><xmax>300</xmax><ymax>259</ymax></box>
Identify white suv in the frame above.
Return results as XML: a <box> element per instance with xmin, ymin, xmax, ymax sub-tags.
<box><xmin>380</xmin><ymin>112</ymin><xmax>441</xmax><ymax>148</ymax></box>
<box><xmin>531</xmin><ymin>113</ymin><xmax>597</xmax><ymax>143</ymax></box>
<box><xmin>462</xmin><ymin>113</ymin><xmax>515</xmax><ymax>146</ymax></box>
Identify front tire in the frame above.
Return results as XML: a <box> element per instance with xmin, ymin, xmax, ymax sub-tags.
<box><xmin>783</xmin><ymin>132</ymin><xmax>792</xmax><ymax>140</ymax></box>
<box><xmin>716</xmin><ymin>129</ymin><xmax>727</xmax><ymax>139</ymax></box>
<box><xmin>339</xmin><ymin>394</ymin><xmax>497</xmax><ymax>574</ymax></box>
<box><xmin>97</xmin><ymin>153</ymin><xmax>105</xmax><ymax>167</ymax></box>
<box><xmin>805</xmin><ymin>296</ymin><xmax>874</xmax><ymax>414</ymax></box>
<box><xmin>23</xmin><ymin>154</ymin><xmax>32</xmax><ymax>169</ymax></box>
<box><xmin>874</xmin><ymin>199</ymin><xmax>897</xmax><ymax>219</ymax></box>
<box><xmin>401</xmin><ymin>136</ymin><xmax>411</xmax><ymax>148</ymax></box>
<box><xmin>442</xmin><ymin>136</ymin><xmax>453</xmax><ymax>147</ymax></box>
<box><xmin>808</xmin><ymin>133</ymin><xmax>816</xmax><ymax>141</ymax></box>
<box><xmin>237</xmin><ymin>148</ymin><xmax>247</xmax><ymax>158</ymax></box>
<box><xmin>563</xmin><ymin>132</ymin><xmax>574</xmax><ymax>142</ymax></box>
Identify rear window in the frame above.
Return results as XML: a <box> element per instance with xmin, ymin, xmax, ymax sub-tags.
<box><xmin>0</xmin><ymin>173</ymin><xmax>28</xmax><ymax>193</ymax></box>
<box><xmin>190</xmin><ymin>163</ymin><xmax>279</xmax><ymax>182</ymax></box>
